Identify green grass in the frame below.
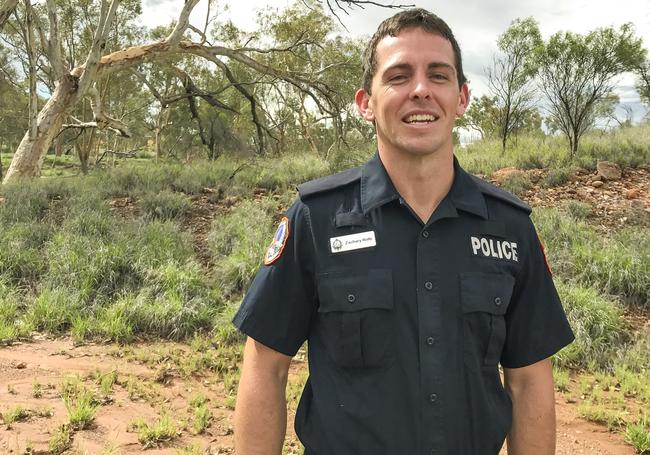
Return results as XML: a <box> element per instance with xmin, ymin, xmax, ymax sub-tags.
<box><xmin>553</xmin><ymin>281</ymin><xmax>627</xmax><ymax>370</ymax></box>
<box><xmin>457</xmin><ymin>122</ymin><xmax>650</xmax><ymax>175</ymax></box>
<box><xmin>534</xmin><ymin>207</ymin><xmax>649</xmax><ymax>308</ymax></box>
<box><xmin>1</xmin><ymin>405</ymin><xmax>29</xmax><ymax>427</ymax></box>
<box><xmin>625</xmin><ymin>423</ymin><xmax>650</xmax><ymax>454</ymax></box>
<box><xmin>65</xmin><ymin>388</ymin><xmax>98</xmax><ymax>430</ymax></box>
<box><xmin>131</xmin><ymin>413</ymin><xmax>178</xmax><ymax>448</ymax></box>
<box><xmin>48</xmin><ymin>424</ymin><xmax>73</xmax><ymax>454</ymax></box>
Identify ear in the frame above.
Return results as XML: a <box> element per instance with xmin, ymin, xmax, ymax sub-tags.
<box><xmin>456</xmin><ymin>83</ymin><xmax>470</xmax><ymax>117</ymax></box>
<box><xmin>355</xmin><ymin>88</ymin><xmax>375</xmax><ymax>122</ymax></box>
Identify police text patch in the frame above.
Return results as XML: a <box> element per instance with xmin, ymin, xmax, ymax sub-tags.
<box><xmin>330</xmin><ymin>231</ymin><xmax>376</xmax><ymax>254</ymax></box>
<box><xmin>470</xmin><ymin>236</ymin><xmax>518</xmax><ymax>262</ymax></box>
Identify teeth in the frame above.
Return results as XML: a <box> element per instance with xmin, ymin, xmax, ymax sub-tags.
<box><xmin>405</xmin><ymin>114</ymin><xmax>436</xmax><ymax>123</ymax></box>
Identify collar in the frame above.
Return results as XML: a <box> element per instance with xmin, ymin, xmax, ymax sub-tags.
<box><xmin>360</xmin><ymin>152</ymin><xmax>488</xmax><ymax>220</ymax></box>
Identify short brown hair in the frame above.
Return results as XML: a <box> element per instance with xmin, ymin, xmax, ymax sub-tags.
<box><xmin>361</xmin><ymin>8</ymin><xmax>467</xmax><ymax>93</ymax></box>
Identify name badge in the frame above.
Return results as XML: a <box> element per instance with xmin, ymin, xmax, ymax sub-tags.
<box><xmin>330</xmin><ymin>231</ymin><xmax>376</xmax><ymax>254</ymax></box>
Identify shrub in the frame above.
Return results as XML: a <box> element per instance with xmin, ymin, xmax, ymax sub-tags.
<box><xmin>139</xmin><ymin>190</ymin><xmax>191</xmax><ymax>221</ymax></box>
<box><xmin>208</xmin><ymin>196</ymin><xmax>284</xmax><ymax>296</ymax></box>
<box><xmin>553</xmin><ymin>281</ymin><xmax>627</xmax><ymax>371</ymax></box>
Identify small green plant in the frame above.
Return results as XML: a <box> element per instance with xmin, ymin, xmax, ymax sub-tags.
<box><xmin>139</xmin><ymin>190</ymin><xmax>191</xmax><ymax>221</ymax></box>
<box><xmin>48</xmin><ymin>424</ymin><xmax>73</xmax><ymax>454</ymax></box>
<box><xmin>542</xmin><ymin>166</ymin><xmax>575</xmax><ymax>188</ymax></box>
<box><xmin>625</xmin><ymin>423</ymin><xmax>650</xmax><ymax>454</ymax></box>
<box><xmin>499</xmin><ymin>172</ymin><xmax>532</xmax><ymax>197</ymax></box>
<box><xmin>32</xmin><ymin>381</ymin><xmax>43</xmax><ymax>398</ymax></box>
<box><xmin>578</xmin><ymin>402</ymin><xmax>627</xmax><ymax>430</ymax></box>
<box><xmin>65</xmin><ymin>388</ymin><xmax>98</xmax><ymax>430</ymax></box>
<box><xmin>2</xmin><ymin>405</ymin><xmax>29</xmax><ymax>427</ymax></box>
<box><xmin>553</xmin><ymin>367</ymin><xmax>570</xmax><ymax>393</ymax></box>
<box><xmin>131</xmin><ymin>413</ymin><xmax>178</xmax><ymax>448</ymax></box>
<box><xmin>191</xmin><ymin>403</ymin><xmax>213</xmax><ymax>434</ymax></box>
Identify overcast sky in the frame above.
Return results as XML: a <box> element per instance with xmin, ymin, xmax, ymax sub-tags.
<box><xmin>140</xmin><ymin>0</ymin><xmax>650</xmax><ymax>122</ymax></box>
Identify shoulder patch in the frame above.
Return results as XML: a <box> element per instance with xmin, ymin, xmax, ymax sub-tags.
<box><xmin>470</xmin><ymin>175</ymin><xmax>532</xmax><ymax>214</ymax></box>
<box><xmin>264</xmin><ymin>217</ymin><xmax>290</xmax><ymax>265</ymax></box>
<box><xmin>297</xmin><ymin>166</ymin><xmax>362</xmax><ymax>199</ymax></box>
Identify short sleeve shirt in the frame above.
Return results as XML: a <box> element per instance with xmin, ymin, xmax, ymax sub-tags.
<box><xmin>233</xmin><ymin>153</ymin><xmax>574</xmax><ymax>455</ymax></box>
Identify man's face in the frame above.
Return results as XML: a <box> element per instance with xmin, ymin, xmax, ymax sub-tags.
<box><xmin>356</xmin><ymin>27</ymin><xmax>469</xmax><ymax>158</ymax></box>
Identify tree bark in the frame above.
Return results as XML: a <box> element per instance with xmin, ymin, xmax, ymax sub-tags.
<box><xmin>2</xmin><ymin>74</ymin><xmax>79</xmax><ymax>183</ymax></box>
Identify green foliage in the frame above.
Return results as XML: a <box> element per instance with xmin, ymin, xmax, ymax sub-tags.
<box><xmin>1</xmin><ymin>405</ymin><xmax>29</xmax><ymax>427</ymax></box>
<box><xmin>65</xmin><ymin>388</ymin><xmax>98</xmax><ymax>430</ymax></box>
<box><xmin>140</xmin><ymin>190</ymin><xmax>191</xmax><ymax>220</ymax></box>
<box><xmin>499</xmin><ymin>172</ymin><xmax>532</xmax><ymax>197</ymax></box>
<box><xmin>625</xmin><ymin>422</ymin><xmax>650</xmax><ymax>453</ymax></box>
<box><xmin>25</xmin><ymin>289</ymin><xmax>80</xmax><ymax>333</ymax></box>
<box><xmin>209</xmin><ymin>195</ymin><xmax>287</xmax><ymax>297</ymax></box>
<box><xmin>533</xmin><ymin>207</ymin><xmax>649</xmax><ymax>307</ymax></box>
<box><xmin>553</xmin><ymin>281</ymin><xmax>627</xmax><ymax>370</ymax></box>
<box><xmin>48</xmin><ymin>424</ymin><xmax>73</xmax><ymax>454</ymax></box>
<box><xmin>536</xmin><ymin>23</ymin><xmax>646</xmax><ymax>157</ymax></box>
<box><xmin>542</xmin><ymin>166</ymin><xmax>575</xmax><ymax>188</ymax></box>
<box><xmin>131</xmin><ymin>413</ymin><xmax>178</xmax><ymax>448</ymax></box>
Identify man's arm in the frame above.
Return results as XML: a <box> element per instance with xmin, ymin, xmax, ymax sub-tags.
<box><xmin>504</xmin><ymin>357</ymin><xmax>556</xmax><ymax>455</ymax></box>
<box><xmin>234</xmin><ymin>337</ymin><xmax>292</xmax><ymax>455</ymax></box>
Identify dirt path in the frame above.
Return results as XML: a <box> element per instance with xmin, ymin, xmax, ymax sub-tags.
<box><xmin>0</xmin><ymin>338</ymin><xmax>637</xmax><ymax>454</ymax></box>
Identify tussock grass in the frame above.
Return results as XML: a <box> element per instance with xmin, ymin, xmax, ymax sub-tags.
<box><xmin>140</xmin><ymin>190</ymin><xmax>191</xmax><ymax>220</ymax></box>
<box><xmin>131</xmin><ymin>413</ymin><xmax>178</xmax><ymax>448</ymax></box>
<box><xmin>553</xmin><ymin>281</ymin><xmax>627</xmax><ymax>370</ymax></box>
<box><xmin>534</xmin><ymin>207</ymin><xmax>649</xmax><ymax>308</ymax></box>
<box><xmin>209</xmin><ymin>194</ymin><xmax>294</xmax><ymax>297</ymax></box>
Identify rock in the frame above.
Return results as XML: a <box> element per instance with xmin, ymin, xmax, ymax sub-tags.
<box><xmin>592</xmin><ymin>175</ymin><xmax>603</xmax><ymax>182</ymax></box>
<box><xmin>625</xmin><ymin>188</ymin><xmax>641</xmax><ymax>199</ymax></box>
<box><xmin>596</xmin><ymin>161</ymin><xmax>622</xmax><ymax>181</ymax></box>
<box><xmin>491</xmin><ymin>167</ymin><xmax>525</xmax><ymax>183</ymax></box>
<box><xmin>591</xmin><ymin>181</ymin><xmax>604</xmax><ymax>188</ymax></box>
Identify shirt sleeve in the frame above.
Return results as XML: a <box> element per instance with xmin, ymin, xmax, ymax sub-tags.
<box><xmin>500</xmin><ymin>217</ymin><xmax>574</xmax><ymax>368</ymax></box>
<box><xmin>232</xmin><ymin>199</ymin><xmax>316</xmax><ymax>356</ymax></box>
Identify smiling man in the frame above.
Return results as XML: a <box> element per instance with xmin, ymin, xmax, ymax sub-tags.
<box><xmin>233</xmin><ymin>8</ymin><xmax>574</xmax><ymax>455</ymax></box>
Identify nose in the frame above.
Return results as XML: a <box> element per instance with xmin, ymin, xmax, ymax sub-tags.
<box><xmin>410</xmin><ymin>74</ymin><xmax>431</xmax><ymax>100</ymax></box>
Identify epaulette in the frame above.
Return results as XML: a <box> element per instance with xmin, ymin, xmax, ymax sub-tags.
<box><xmin>297</xmin><ymin>166</ymin><xmax>362</xmax><ymax>199</ymax></box>
<box><xmin>470</xmin><ymin>175</ymin><xmax>532</xmax><ymax>214</ymax></box>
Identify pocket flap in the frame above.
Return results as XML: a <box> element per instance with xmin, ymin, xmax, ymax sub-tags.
<box><xmin>317</xmin><ymin>269</ymin><xmax>393</xmax><ymax>313</ymax></box>
<box><xmin>460</xmin><ymin>272</ymin><xmax>515</xmax><ymax>315</ymax></box>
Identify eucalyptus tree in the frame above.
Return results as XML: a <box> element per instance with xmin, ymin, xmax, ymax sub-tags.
<box><xmin>486</xmin><ymin>17</ymin><xmax>542</xmax><ymax>153</ymax></box>
<box><xmin>2</xmin><ymin>0</ymin><xmax>394</xmax><ymax>183</ymax></box>
<box><xmin>536</xmin><ymin>24</ymin><xmax>645</xmax><ymax>158</ymax></box>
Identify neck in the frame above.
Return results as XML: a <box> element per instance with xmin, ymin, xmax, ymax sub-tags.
<box><xmin>378</xmin><ymin>147</ymin><xmax>455</xmax><ymax>223</ymax></box>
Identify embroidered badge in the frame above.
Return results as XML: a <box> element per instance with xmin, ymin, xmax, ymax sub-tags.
<box><xmin>329</xmin><ymin>231</ymin><xmax>376</xmax><ymax>254</ymax></box>
<box><xmin>264</xmin><ymin>217</ymin><xmax>290</xmax><ymax>265</ymax></box>
<box><xmin>470</xmin><ymin>236</ymin><xmax>519</xmax><ymax>262</ymax></box>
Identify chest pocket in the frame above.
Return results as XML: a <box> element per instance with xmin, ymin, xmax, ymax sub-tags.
<box><xmin>460</xmin><ymin>272</ymin><xmax>515</xmax><ymax>366</ymax></box>
<box><xmin>316</xmin><ymin>269</ymin><xmax>394</xmax><ymax>369</ymax></box>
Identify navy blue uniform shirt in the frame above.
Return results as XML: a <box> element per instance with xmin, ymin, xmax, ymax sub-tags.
<box><xmin>233</xmin><ymin>153</ymin><xmax>574</xmax><ymax>455</ymax></box>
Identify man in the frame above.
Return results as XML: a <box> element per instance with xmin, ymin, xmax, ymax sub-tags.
<box><xmin>233</xmin><ymin>8</ymin><xmax>574</xmax><ymax>455</ymax></box>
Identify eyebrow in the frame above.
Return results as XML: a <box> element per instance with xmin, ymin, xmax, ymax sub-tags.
<box><xmin>382</xmin><ymin>62</ymin><xmax>456</xmax><ymax>75</ymax></box>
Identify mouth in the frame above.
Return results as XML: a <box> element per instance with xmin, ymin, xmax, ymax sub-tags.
<box><xmin>403</xmin><ymin>113</ymin><xmax>440</xmax><ymax>124</ymax></box>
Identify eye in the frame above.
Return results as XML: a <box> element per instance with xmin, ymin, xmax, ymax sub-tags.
<box><xmin>431</xmin><ymin>73</ymin><xmax>449</xmax><ymax>81</ymax></box>
<box><xmin>388</xmin><ymin>73</ymin><xmax>408</xmax><ymax>83</ymax></box>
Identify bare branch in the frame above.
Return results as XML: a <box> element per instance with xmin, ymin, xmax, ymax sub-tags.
<box><xmin>0</xmin><ymin>0</ymin><xmax>18</xmax><ymax>31</ymax></box>
<box><xmin>166</xmin><ymin>0</ymin><xmax>201</xmax><ymax>47</ymax></box>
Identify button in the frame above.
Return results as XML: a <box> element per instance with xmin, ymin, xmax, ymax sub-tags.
<box><xmin>422</xmin><ymin>230</ymin><xmax>430</xmax><ymax>238</ymax></box>
<box><xmin>347</xmin><ymin>294</ymin><xmax>356</xmax><ymax>303</ymax></box>
<box><xmin>424</xmin><ymin>281</ymin><xmax>433</xmax><ymax>291</ymax></box>
<box><xmin>426</xmin><ymin>337</ymin><xmax>435</xmax><ymax>346</ymax></box>
<box><xmin>429</xmin><ymin>393</ymin><xmax>438</xmax><ymax>402</ymax></box>
<box><xmin>494</xmin><ymin>297</ymin><xmax>502</xmax><ymax>306</ymax></box>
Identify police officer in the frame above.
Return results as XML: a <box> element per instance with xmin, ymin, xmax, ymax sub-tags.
<box><xmin>233</xmin><ymin>8</ymin><xmax>574</xmax><ymax>455</ymax></box>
